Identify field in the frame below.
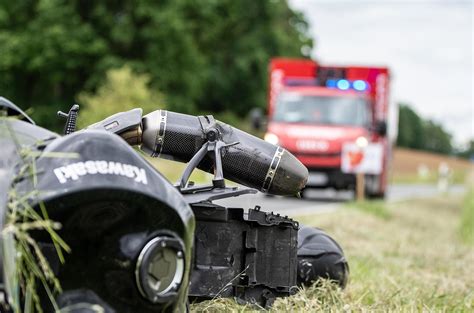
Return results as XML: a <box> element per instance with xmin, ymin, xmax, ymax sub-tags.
<box><xmin>190</xmin><ymin>192</ymin><xmax>474</xmax><ymax>312</ymax></box>
<box><xmin>391</xmin><ymin>148</ymin><xmax>473</xmax><ymax>184</ymax></box>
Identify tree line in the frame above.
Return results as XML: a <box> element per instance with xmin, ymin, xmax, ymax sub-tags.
<box><xmin>397</xmin><ymin>103</ymin><xmax>472</xmax><ymax>158</ymax></box>
<box><xmin>0</xmin><ymin>0</ymin><xmax>312</xmax><ymax>130</ymax></box>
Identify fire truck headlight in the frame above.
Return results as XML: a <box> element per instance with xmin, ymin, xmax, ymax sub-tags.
<box><xmin>355</xmin><ymin>136</ymin><xmax>369</xmax><ymax>148</ymax></box>
<box><xmin>264</xmin><ymin>133</ymin><xmax>279</xmax><ymax>145</ymax></box>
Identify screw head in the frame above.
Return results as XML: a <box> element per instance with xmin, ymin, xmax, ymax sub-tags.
<box><xmin>206</xmin><ymin>129</ymin><xmax>218</xmax><ymax>141</ymax></box>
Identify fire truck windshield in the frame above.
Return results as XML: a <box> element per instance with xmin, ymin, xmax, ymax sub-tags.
<box><xmin>273</xmin><ymin>93</ymin><xmax>369</xmax><ymax>127</ymax></box>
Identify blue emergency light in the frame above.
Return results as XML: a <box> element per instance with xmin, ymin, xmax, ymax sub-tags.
<box><xmin>336</xmin><ymin>79</ymin><xmax>350</xmax><ymax>90</ymax></box>
<box><xmin>326</xmin><ymin>79</ymin><xmax>368</xmax><ymax>91</ymax></box>
<box><xmin>326</xmin><ymin>79</ymin><xmax>337</xmax><ymax>88</ymax></box>
<box><xmin>352</xmin><ymin>80</ymin><xmax>368</xmax><ymax>91</ymax></box>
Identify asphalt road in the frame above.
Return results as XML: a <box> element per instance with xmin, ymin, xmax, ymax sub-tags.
<box><xmin>214</xmin><ymin>184</ymin><xmax>466</xmax><ymax>218</ymax></box>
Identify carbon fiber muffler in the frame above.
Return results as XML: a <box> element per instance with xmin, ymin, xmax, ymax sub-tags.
<box><xmin>141</xmin><ymin>110</ymin><xmax>308</xmax><ymax>196</ymax></box>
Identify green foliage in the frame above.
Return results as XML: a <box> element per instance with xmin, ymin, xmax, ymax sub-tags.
<box><xmin>397</xmin><ymin>103</ymin><xmax>453</xmax><ymax>155</ymax></box>
<box><xmin>0</xmin><ymin>0</ymin><xmax>108</xmax><ymax>130</ymax></box>
<box><xmin>180</xmin><ymin>0</ymin><xmax>312</xmax><ymax>116</ymax></box>
<box><xmin>456</xmin><ymin>140</ymin><xmax>474</xmax><ymax>160</ymax></box>
<box><xmin>397</xmin><ymin>103</ymin><xmax>425</xmax><ymax>149</ymax></box>
<box><xmin>421</xmin><ymin>119</ymin><xmax>452</xmax><ymax>155</ymax></box>
<box><xmin>0</xmin><ymin>0</ymin><xmax>311</xmax><ymax>131</ymax></box>
<box><xmin>77</xmin><ymin>65</ymin><xmax>165</xmax><ymax>128</ymax></box>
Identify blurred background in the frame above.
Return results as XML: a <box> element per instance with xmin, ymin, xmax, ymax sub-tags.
<box><xmin>1</xmin><ymin>1</ymin><xmax>473</xmax><ymax>310</ymax></box>
<box><xmin>0</xmin><ymin>0</ymin><xmax>472</xmax><ymax>183</ymax></box>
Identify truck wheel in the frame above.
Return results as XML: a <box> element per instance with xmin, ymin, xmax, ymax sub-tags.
<box><xmin>297</xmin><ymin>226</ymin><xmax>349</xmax><ymax>288</ymax></box>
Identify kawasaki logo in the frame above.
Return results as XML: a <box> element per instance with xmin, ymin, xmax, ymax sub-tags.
<box><xmin>53</xmin><ymin>161</ymin><xmax>148</xmax><ymax>185</ymax></box>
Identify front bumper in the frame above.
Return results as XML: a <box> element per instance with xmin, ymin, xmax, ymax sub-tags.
<box><xmin>306</xmin><ymin>168</ymin><xmax>355</xmax><ymax>190</ymax></box>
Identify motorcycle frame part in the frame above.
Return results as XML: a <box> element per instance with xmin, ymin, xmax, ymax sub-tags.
<box><xmin>180</xmin><ymin>185</ymin><xmax>258</xmax><ymax>205</ymax></box>
<box><xmin>176</xmin><ymin>115</ymin><xmax>238</xmax><ymax>190</ymax></box>
<box><xmin>189</xmin><ymin>202</ymin><xmax>298</xmax><ymax>308</ymax></box>
<box><xmin>0</xmin><ymin>97</ymin><xmax>35</xmax><ymax>124</ymax></box>
<box><xmin>57</xmin><ymin>104</ymin><xmax>80</xmax><ymax>135</ymax></box>
<box><xmin>86</xmin><ymin>108</ymin><xmax>144</xmax><ymax>146</ymax></box>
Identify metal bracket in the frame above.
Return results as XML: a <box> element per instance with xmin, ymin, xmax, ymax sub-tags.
<box><xmin>181</xmin><ymin>186</ymin><xmax>257</xmax><ymax>205</ymax></box>
<box><xmin>176</xmin><ymin>115</ymin><xmax>238</xmax><ymax>191</ymax></box>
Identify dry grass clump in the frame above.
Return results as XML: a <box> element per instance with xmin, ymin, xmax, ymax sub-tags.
<box><xmin>1</xmin><ymin>118</ymin><xmax>70</xmax><ymax>312</ymax></box>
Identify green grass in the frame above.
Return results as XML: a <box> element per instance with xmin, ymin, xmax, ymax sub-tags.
<box><xmin>191</xmin><ymin>195</ymin><xmax>474</xmax><ymax>312</ymax></box>
<box><xmin>391</xmin><ymin>169</ymin><xmax>467</xmax><ymax>185</ymax></box>
<box><xmin>345</xmin><ymin>200</ymin><xmax>391</xmax><ymax>219</ymax></box>
<box><xmin>460</xmin><ymin>188</ymin><xmax>474</xmax><ymax>245</ymax></box>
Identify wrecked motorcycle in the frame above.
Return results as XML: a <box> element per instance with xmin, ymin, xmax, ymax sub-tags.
<box><xmin>0</xmin><ymin>97</ymin><xmax>348</xmax><ymax>312</ymax></box>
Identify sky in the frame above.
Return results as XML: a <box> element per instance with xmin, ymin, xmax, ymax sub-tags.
<box><xmin>289</xmin><ymin>0</ymin><xmax>473</xmax><ymax>145</ymax></box>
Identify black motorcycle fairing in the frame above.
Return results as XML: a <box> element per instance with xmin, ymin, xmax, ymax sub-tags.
<box><xmin>86</xmin><ymin>108</ymin><xmax>143</xmax><ymax>135</ymax></box>
<box><xmin>86</xmin><ymin>109</ymin><xmax>143</xmax><ymax>146</ymax></box>
<box><xmin>13</xmin><ymin>130</ymin><xmax>195</xmax><ymax>313</ymax></box>
<box><xmin>0</xmin><ymin>118</ymin><xmax>58</xmax><ymax>241</ymax></box>
<box><xmin>0</xmin><ymin>97</ymin><xmax>35</xmax><ymax>124</ymax></box>
<box><xmin>297</xmin><ymin>226</ymin><xmax>349</xmax><ymax>288</ymax></box>
<box><xmin>25</xmin><ymin>130</ymin><xmax>194</xmax><ymax>226</ymax></box>
<box><xmin>0</xmin><ymin>118</ymin><xmax>58</xmax><ymax>146</ymax></box>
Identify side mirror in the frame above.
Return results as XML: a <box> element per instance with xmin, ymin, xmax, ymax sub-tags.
<box><xmin>249</xmin><ymin>107</ymin><xmax>265</xmax><ymax>131</ymax></box>
<box><xmin>375</xmin><ymin>120</ymin><xmax>387</xmax><ymax>136</ymax></box>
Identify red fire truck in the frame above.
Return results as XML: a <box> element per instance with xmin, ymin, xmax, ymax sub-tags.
<box><xmin>264</xmin><ymin>58</ymin><xmax>395</xmax><ymax>198</ymax></box>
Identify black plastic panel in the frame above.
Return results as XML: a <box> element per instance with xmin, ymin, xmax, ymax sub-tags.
<box><xmin>189</xmin><ymin>203</ymin><xmax>298</xmax><ymax>308</ymax></box>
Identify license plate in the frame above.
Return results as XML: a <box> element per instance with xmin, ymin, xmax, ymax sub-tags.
<box><xmin>307</xmin><ymin>172</ymin><xmax>328</xmax><ymax>185</ymax></box>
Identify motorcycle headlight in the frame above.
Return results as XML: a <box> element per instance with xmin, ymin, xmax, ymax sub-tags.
<box><xmin>135</xmin><ymin>235</ymin><xmax>185</xmax><ymax>303</ymax></box>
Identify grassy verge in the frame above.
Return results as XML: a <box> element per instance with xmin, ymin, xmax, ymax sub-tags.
<box><xmin>191</xmin><ymin>195</ymin><xmax>474</xmax><ymax>312</ymax></box>
<box><xmin>345</xmin><ymin>200</ymin><xmax>391</xmax><ymax>219</ymax></box>
<box><xmin>460</xmin><ymin>188</ymin><xmax>474</xmax><ymax>245</ymax></box>
<box><xmin>390</xmin><ymin>169</ymin><xmax>467</xmax><ymax>185</ymax></box>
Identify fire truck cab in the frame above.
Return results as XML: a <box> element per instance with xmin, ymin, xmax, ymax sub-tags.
<box><xmin>265</xmin><ymin>58</ymin><xmax>394</xmax><ymax>198</ymax></box>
